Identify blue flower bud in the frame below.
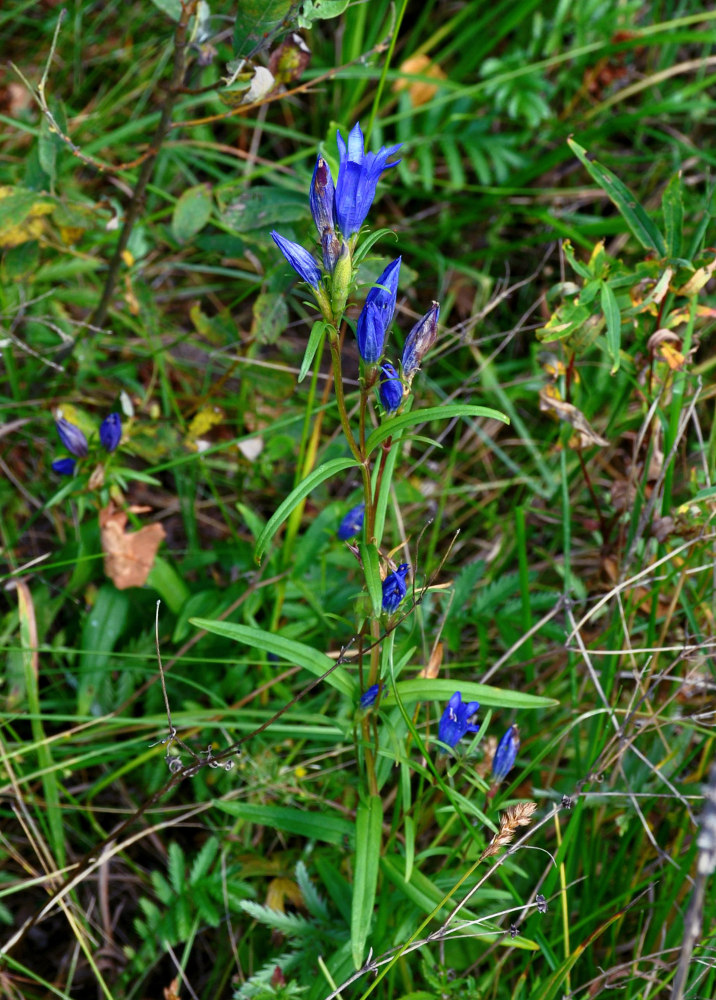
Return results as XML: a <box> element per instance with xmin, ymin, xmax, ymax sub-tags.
<box><xmin>359</xmin><ymin>683</ymin><xmax>380</xmax><ymax>708</ymax></box>
<box><xmin>379</xmin><ymin>362</ymin><xmax>403</xmax><ymax>413</ymax></box>
<box><xmin>437</xmin><ymin>691</ymin><xmax>480</xmax><ymax>752</ymax></box>
<box><xmin>402</xmin><ymin>301</ymin><xmax>440</xmax><ymax>382</ymax></box>
<box><xmin>337</xmin><ymin>501</ymin><xmax>365</xmax><ymax>540</ymax></box>
<box><xmin>355</xmin><ymin>257</ymin><xmax>401</xmax><ymax>363</ymax></box>
<box><xmin>492</xmin><ymin>724</ymin><xmax>520</xmax><ymax>781</ymax></box>
<box><xmin>310</xmin><ymin>157</ymin><xmax>336</xmax><ymax>237</ymax></box>
<box><xmin>335</xmin><ymin>122</ymin><xmax>401</xmax><ymax>237</ymax></box>
<box><xmin>52</xmin><ymin>457</ymin><xmax>76</xmax><ymax>476</ymax></box>
<box><xmin>382</xmin><ymin>562</ymin><xmax>409</xmax><ymax>613</ymax></box>
<box><xmin>99</xmin><ymin>412</ymin><xmax>122</xmax><ymax>452</ymax></box>
<box><xmin>56</xmin><ymin>416</ymin><xmax>88</xmax><ymax>458</ymax></box>
<box><xmin>271</xmin><ymin>230</ymin><xmax>322</xmax><ymax>288</ymax></box>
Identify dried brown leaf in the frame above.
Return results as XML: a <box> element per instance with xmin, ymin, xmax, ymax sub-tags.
<box><xmin>99</xmin><ymin>502</ymin><xmax>165</xmax><ymax>590</ymax></box>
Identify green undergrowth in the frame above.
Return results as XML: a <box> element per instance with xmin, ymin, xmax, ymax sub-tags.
<box><xmin>1</xmin><ymin>1</ymin><xmax>715</xmax><ymax>998</ymax></box>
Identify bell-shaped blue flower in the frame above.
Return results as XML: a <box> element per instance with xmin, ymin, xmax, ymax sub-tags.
<box><xmin>56</xmin><ymin>416</ymin><xmax>88</xmax><ymax>458</ymax></box>
<box><xmin>492</xmin><ymin>724</ymin><xmax>520</xmax><ymax>781</ymax></box>
<box><xmin>359</xmin><ymin>683</ymin><xmax>380</xmax><ymax>709</ymax></box>
<box><xmin>382</xmin><ymin>562</ymin><xmax>409</xmax><ymax>613</ymax></box>
<box><xmin>99</xmin><ymin>413</ymin><xmax>122</xmax><ymax>452</ymax></box>
<box><xmin>402</xmin><ymin>301</ymin><xmax>440</xmax><ymax>381</ymax></box>
<box><xmin>52</xmin><ymin>457</ymin><xmax>76</xmax><ymax>476</ymax></box>
<box><xmin>355</xmin><ymin>257</ymin><xmax>401</xmax><ymax>363</ymax></box>
<box><xmin>379</xmin><ymin>362</ymin><xmax>403</xmax><ymax>413</ymax></box>
<box><xmin>337</xmin><ymin>501</ymin><xmax>365</xmax><ymax>540</ymax></box>
<box><xmin>438</xmin><ymin>692</ymin><xmax>480</xmax><ymax>751</ymax></box>
<box><xmin>310</xmin><ymin>156</ymin><xmax>336</xmax><ymax>237</ymax></box>
<box><xmin>271</xmin><ymin>230</ymin><xmax>322</xmax><ymax>288</ymax></box>
<box><xmin>334</xmin><ymin>123</ymin><xmax>401</xmax><ymax>237</ymax></box>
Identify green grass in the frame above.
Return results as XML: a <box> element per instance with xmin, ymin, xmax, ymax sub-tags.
<box><xmin>1</xmin><ymin>1</ymin><xmax>716</xmax><ymax>998</ymax></box>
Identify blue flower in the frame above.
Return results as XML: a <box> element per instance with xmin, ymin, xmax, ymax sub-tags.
<box><xmin>271</xmin><ymin>230</ymin><xmax>322</xmax><ymax>288</ymax></box>
<box><xmin>379</xmin><ymin>362</ymin><xmax>403</xmax><ymax>413</ymax></box>
<box><xmin>334</xmin><ymin>123</ymin><xmax>401</xmax><ymax>237</ymax></box>
<box><xmin>310</xmin><ymin>156</ymin><xmax>336</xmax><ymax>237</ymax></box>
<box><xmin>492</xmin><ymin>724</ymin><xmax>520</xmax><ymax>781</ymax></box>
<box><xmin>52</xmin><ymin>457</ymin><xmax>76</xmax><ymax>476</ymax></box>
<box><xmin>56</xmin><ymin>416</ymin><xmax>88</xmax><ymax>458</ymax></box>
<box><xmin>402</xmin><ymin>301</ymin><xmax>440</xmax><ymax>382</ymax></box>
<box><xmin>99</xmin><ymin>412</ymin><xmax>122</xmax><ymax>452</ymax></box>
<box><xmin>438</xmin><ymin>691</ymin><xmax>480</xmax><ymax>751</ymax></box>
<box><xmin>382</xmin><ymin>562</ymin><xmax>409</xmax><ymax>613</ymax></box>
<box><xmin>355</xmin><ymin>257</ymin><xmax>401</xmax><ymax>363</ymax></box>
<box><xmin>337</xmin><ymin>501</ymin><xmax>365</xmax><ymax>540</ymax></box>
<box><xmin>359</xmin><ymin>683</ymin><xmax>380</xmax><ymax>708</ymax></box>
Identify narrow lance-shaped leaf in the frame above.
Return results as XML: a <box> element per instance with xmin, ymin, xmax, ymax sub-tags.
<box><xmin>600</xmin><ymin>281</ymin><xmax>621</xmax><ymax>374</ymax></box>
<box><xmin>381</xmin><ymin>678</ymin><xmax>557</xmax><ymax>710</ymax></box>
<box><xmin>366</xmin><ymin>403</ymin><xmax>509</xmax><ymax>455</ymax></box>
<box><xmin>254</xmin><ymin>456</ymin><xmax>359</xmax><ymax>563</ymax></box>
<box><xmin>359</xmin><ymin>541</ymin><xmax>383</xmax><ymax>617</ymax></box>
<box><xmin>299</xmin><ymin>321</ymin><xmax>327</xmax><ymax>383</ymax></box>
<box><xmin>351</xmin><ymin>795</ymin><xmax>382</xmax><ymax>969</ymax></box>
<box><xmin>568</xmin><ymin>138</ymin><xmax>666</xmax><ymax>257</ymax></box>
<box><xmin>662</xmin><ymin>172</ymin><xmax>684</xmax><ymax>259</ymax></box>
<box><xmin>189</xmin><ymin>619</ymin><xmax>356</xmax><ymax>697</ymax></box>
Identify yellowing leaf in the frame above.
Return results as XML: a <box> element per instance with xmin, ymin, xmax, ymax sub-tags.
<box><xmin>675</xmin><ymin>256</ymin><xmax>716</xmax><ymax>296</ymax></box>
<box><xmin>186</xmin><ymin>406</ymin><xmax>224</xmax><ymax>442</ymax></box>
<box><xmin>0</xmin><ymin>186</ymin><xmax>54</xmax><ymax>247</ymax></box>
<box><xmin>658</xmin><ymin>341</ymin><xmax>685</xmax><ymax>370</ymax></box>
<box><xmin>265</xmin><ymin>877</ymin><xmax>303</xmax><ymax>913</ymax></box>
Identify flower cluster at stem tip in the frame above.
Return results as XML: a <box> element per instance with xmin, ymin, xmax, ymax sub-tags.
<box><xmin>52</xmin><ymin>412</ymin><xmax>122</xmax><ymax>476</ymax></box>
<box><xmin>270</xmin><ymin>122</ymin><xmax>440</xmax><ymax>406</ymax></box>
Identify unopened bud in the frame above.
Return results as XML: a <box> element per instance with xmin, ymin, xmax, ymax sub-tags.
<box><xmin>402</xmin><ymin>301</ymin><xmax>440</xmax><ymax>383</ymax></box>
<box><xmin>330</xmin><ymin>241</ymin><xmax>352</xmax><ymax>319</ymax></box>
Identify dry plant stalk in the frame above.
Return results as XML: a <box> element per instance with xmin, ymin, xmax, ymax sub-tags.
<box><xmin>482</xmin><ymin>801</ymin><xmax>538</xmax><ymax>860</ymax></box>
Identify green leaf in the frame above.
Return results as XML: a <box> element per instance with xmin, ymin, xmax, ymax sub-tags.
<box><xmin>220</xmin><ymin>186</ymin><xmax>307</xmax><ymax>233</ymax></box>
<box><xmin>381</xmin><ymin>679</ymin><xmax>557</xmax><ymax>710</ymax></box>
<box><xmin>693</xmin><ymin>485</ymin><xmax>716</xmax><ymax>502</ymax></box>
<box><xmin>365</xmin><ymin>404</ymin><xmax>508</xmax><ymax>455</ymax></box>
<box><xmin>662</xmin><ymin>172</ymin><xmax>684</xmax><ymax>259</ymax></box>
<box><xmin>567</xmin><ymin>138</ymin><xmax>666</xmax><ymax>256</ymax></box>
<box><xmin>562</xmin><ymin>239</ymin><xmax>591</xmax><ymax>280</ymax></box>
<box><xmin>600</xmin><ymin>281</ymin><xmax>621</xmax><ymax>374</ymax></box>
<box><xmin>149</xmin><ymin>0</ymin><xmax>181</xmax><ymax>18</ymax></box>
<box><xmin>38</xmin><ymin>117</ymin><xmax>57</xmax><ymax>184</ymax></box>
<box><xmin>299</xmin><ymin>321</ymin><xmax>327</xmax><ymax>382</ymax></box>
<box><xmin>351</xmin><ymin>795</ymin><xmax>382</xmax><ymax>969</ymax></box>
<box><xmin>359</xmin><ymin>541</ymin><xmax>383</xmax><ymax>617</ymax></box>
<box><xmin>172</xmin><ymin>184</ymin><xmax>213</xmax><ymax>243</ymax></box>
<box><xmin>145</xmin><ymin>555</ymin><xmax>190</xmax><ymax>614</ymax></box>
<box><xmin>297</xmin><ymin>0</ymin><xmax>350</xmax><ymax>28</ymax></box>
<box><xmin>254</xmin><ymin>456</ymin><xmax>359</xmax><ymax>563</ymax></box>
<box><xmin>252</xmin><ymin>291</ymin><xmax>288</xmax><ymax>344</ymax></box>
<box><xmin>352</xmin><ymin>228</ymin><xmax>398</xmax><ymax>266</ymax></box>
<box><xmin>215</xmin><ymin>801</ymin><xmax>355</xmax><ymax>846</ymax></box>
<box><xmin>233</xmin><ymin>0</ymin><xmax>294</xmax><ymax>58</ymax></box>
<box><xmin>188</xmin><ymin>619</ymin><xmax>356</xmax><ymax>697</ymax></box>
<box><xmin>78</xmin><ymin>585</ymin><xmax>130</xmax><ymax>715</ymax></box>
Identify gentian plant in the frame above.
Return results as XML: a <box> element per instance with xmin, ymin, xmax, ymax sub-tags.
<box><xmin>52</xmin><ymin>411</ymin><xmax>122</xmax><ymax>475</ymax></box>
<box><xmin>265</xmin><ymin>121</ymin><xmax>506</xmax><ymax>806</ymax></box>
